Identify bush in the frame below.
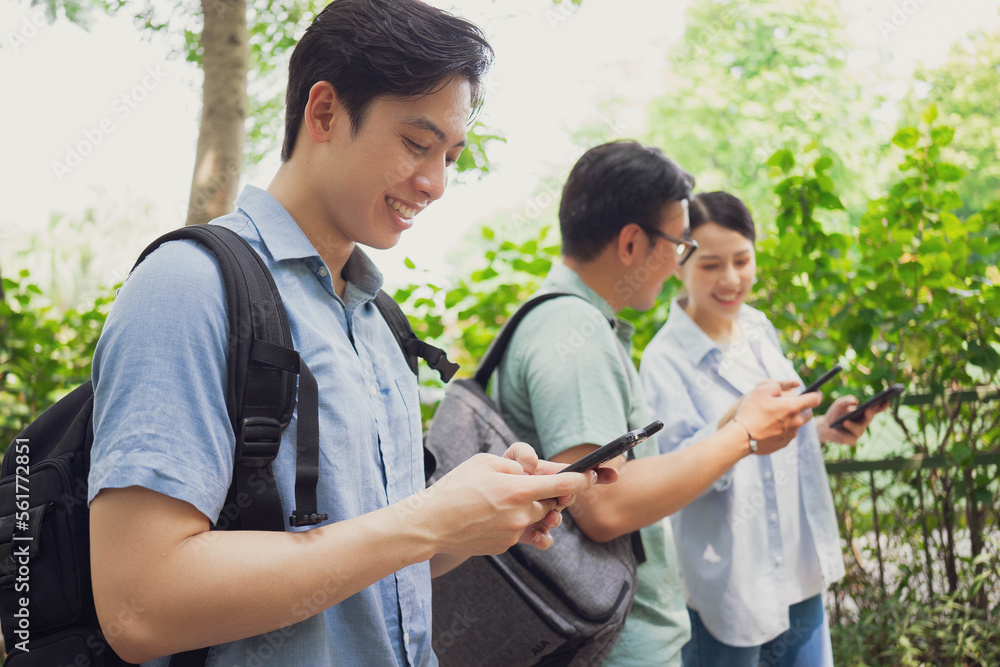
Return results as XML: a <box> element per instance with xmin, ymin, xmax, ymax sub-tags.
<box><xmin>0</xmin><ymin>269</ymin><xmax>113</xmax><ymax>449</ymax></box>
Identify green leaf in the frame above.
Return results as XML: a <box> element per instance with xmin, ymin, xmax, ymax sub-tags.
<box><xmin>819</xmin><ymin>193</ymin><xmax>844</xmax><ymax>210</ymax></box>
<box><xmin>814</xmin><ymin>156</ymin><xmax>834</xmax><ymax>173</ymax></box>
<box><xmin>967</xmin><ymin>340</ymin><xmax>1000</xmax><ymax>373</ymax></box>
<box><xmin>482</xmin><ymin>226</ymin><xmax>495</xmax><ymax>240</ymax></box>
<box><xmin>948</xmin><ymin>442</ymin><xmax>973</xmax><ymax>466</ymax></box>
<box><xmin>404</xmin><ymin>257</ymin><xmax>416</xmax><ymax>270</ymax></box>
<box><xmin>767</xmin><ymin>149</ymin><xmax>795</xmax><ymax>173</ymax></box>
<box><xmin>936</xmin><ymin>163</ymin><xmax>965</xmax><ymax>182</ymax></box>
<box><xmin>847</xmin><ymin>322</ymin><xmax>874</xmax><ymax>352</ymax></box>
<box><xmin>920</xmin><ymin>103</ymin><xmax>938</xmax><ymax>125</ymax></box>
<box><xmin>444</xmin><ymin>290</ymin><xmax>464</xmax><ymax>309</ymax></box>
<box><xmin>938</xmin><ymin>190</ymin><xmax>963</xmax><ymax>210</ymax></box>
<box><xmin>892</xmin><ymin>127</ymin><xmax>920</xmax><ymax>149</ymax></box>
<box><xmin>930</xmin><ymin>125</ymin><xmax>955</xmax><ymax>147</ymax></box>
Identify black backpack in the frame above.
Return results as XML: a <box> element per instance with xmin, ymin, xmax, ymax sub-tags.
<box><xmin>425</xmin><ymin>293</ymin><xmax>645</xmax><ymax>667</ymax></box>
<box><xmin>0</xmin><ymin>224</ymin><xmax>457</xmax><ymax>666</ymax></box>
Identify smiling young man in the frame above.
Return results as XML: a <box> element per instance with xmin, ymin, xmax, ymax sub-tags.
<box><xmin>86</xmin><ymin>2</ymin><xmax>597</xmax><ymax>665</ymax></box>
<box><xmin>493</xmin><ymin>141</ymin><xmax>824</xmax><ymax>665</ymax></box>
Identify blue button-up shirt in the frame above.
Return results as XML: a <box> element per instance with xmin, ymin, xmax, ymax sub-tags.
<box><xmin>639</xmin><ymin>297</ymin><xmax>845</xmax><ymax>647</ymax></box>
<box><xmin>90</xmin><ymin>186</ymin><xmax>434</xmax><ymax>666</ymax></box>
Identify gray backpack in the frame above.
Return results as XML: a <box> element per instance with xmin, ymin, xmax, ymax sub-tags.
<box><xmin>425</xmin><ymin>293</ymin><xmax>644</xmax><ymax>667</ymax></box>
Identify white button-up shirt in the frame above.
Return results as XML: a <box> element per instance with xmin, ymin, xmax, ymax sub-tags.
<box><xmin>639</xmin><ymin>298</ymin><xmax>845</xmax><ymax>647</ymax></box>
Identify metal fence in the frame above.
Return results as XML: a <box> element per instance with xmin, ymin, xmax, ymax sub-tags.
<box><xmin>823</xmin><ymin>388</ymin><xmax>999</xmax><ymax>653</ymax></box>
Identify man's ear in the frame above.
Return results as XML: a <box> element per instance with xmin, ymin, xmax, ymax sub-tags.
<box><xmin>617</xmin><ymin>222</ymin><xmax>646</xmax><ymax>267</ymax></box>
<box><xmin>302</xmin><ymin>81</ymin><xmax>342</xmax><ymax>146</ymax></box>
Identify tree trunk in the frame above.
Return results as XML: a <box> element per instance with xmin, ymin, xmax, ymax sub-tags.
<box><xmin>185</xmin><ymin>0</ymin><xmax>248</xmax><ymax>226</ymax></box>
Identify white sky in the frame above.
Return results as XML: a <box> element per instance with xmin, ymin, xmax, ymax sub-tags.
<box><xmin>1</xmin><ymin>0</ymin><xmax>998</xmax><ymax>292</ymax></box>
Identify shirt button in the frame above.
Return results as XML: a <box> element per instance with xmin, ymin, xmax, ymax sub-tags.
<box><xmin>317</xmin><ymin>266</ymin><xmax>329</xmax><ymax>277</ymax></box>
<box><xmin>370</xmin><ymin>385</ymin><xmax>378</xmax><ymax>396</ymax></box>
<box><xmin>404</xmin><ymin>631</ymin><xmax>410</xmax><ymax>644</ymax></box>
<box><xmin>764</xmin><ymin>471</ymin><xmax>772</xmax><ymax>480</ymax></box>
<box><xmin>775</xmin><ymin>556</ymin><xmax>784</xmax><ymax>566</ymax></box>
<box><xmin>769</xmin><ymin>512</ymin><xmax>778</xmax><ymax>523</ymax></box>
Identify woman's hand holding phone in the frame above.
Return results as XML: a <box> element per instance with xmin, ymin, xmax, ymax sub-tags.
<box><xmin>818</xmin><ymin>393</ymin><xmax>894</xmax><ymax>445</ymax></box>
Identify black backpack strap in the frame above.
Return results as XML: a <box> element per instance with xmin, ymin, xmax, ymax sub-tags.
<box><xmin>132</xmin><ymin>226</ymin><xmax>326</xmax><ymax>530</ymax></box>
<box><xmin>473</xmin><ymin>292</ymin><xmax>602</xmax><ymax>388</ymax></box>
<box><xmin>373</xmin><ymin>290</ymin><xmax>459</xmax><ymax>382</ymax></box>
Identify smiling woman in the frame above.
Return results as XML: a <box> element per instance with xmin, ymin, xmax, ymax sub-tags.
<box><xmin>640</xmin><ymin>190</ymin><xmax>888</xmax><ymax>667</ymax></box>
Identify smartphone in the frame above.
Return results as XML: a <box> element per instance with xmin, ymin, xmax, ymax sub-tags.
<box><xmin>830</xmin><ymin>384</ymin><xmax>905</xmax><ymax>430</ymax></box>
<box><xmin>801</xmin><ymin>363</ymin><xmax>843</xmax><ymax>395</ymax></box>
<box><xmin>559</xmin><ymin>421</ymin><xmax>664</xmax><ymax>474</ymax></box>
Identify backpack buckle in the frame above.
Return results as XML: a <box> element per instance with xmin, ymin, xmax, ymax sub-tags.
<box><xmin>236</xmin><ymin>417</ymin><xmax>281</xmax><ymax>467</ymax></box>
<box><xmin>288</xmin><ymin>511</ymin><xmax>329</xmax><ymax>527</ymax></box>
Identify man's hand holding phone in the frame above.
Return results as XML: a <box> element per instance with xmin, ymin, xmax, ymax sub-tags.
<box><xmin>503</xmin><ymin>442</ymin><xmax>599</xmax><ymax>549</ymax></box>
<box><xmin>421</xmin><ymin>443</ymin><xmax>603</xmax><ymax>558</ymax></box>
<box><xmin>731</xmin><ymin>380</ymin><xmax>823</xmax><ymax>456</ymax></box>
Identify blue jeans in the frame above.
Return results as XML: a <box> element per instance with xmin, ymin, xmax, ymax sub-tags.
<box><xmin>681</xmin><ymin>594</ymin><xmax>833</xmax><ymax>667</ymax></box>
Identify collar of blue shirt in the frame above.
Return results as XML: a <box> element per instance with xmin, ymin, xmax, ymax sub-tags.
<box><xmin>234</xmin><ymin>185</ymin><xmax>384</xmax><ymax>300</ymax></box>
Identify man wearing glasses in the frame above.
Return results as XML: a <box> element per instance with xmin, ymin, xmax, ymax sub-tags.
<box><xmin>493</xmin><ymin>141</ymin><xmax>821</xmax><ymax>665</ymax></box>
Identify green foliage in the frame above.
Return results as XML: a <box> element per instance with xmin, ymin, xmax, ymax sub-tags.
<box><xmin>0</xmin><ymin>270</ymin><xmax>113</xmax><ymax>449</ymax></box>
<box><xmin>644</xmin><ymin>0</ymin><xmax>880</xmax><ymax>226</ymax></box>
<box><xmin>396</xmin><ymin>111</ymin><xmax>1000</xmax><ymax>663</ymax></box>
<box><xmin>753</xmin><ymin>112</ymin><xmax>1000</xmax><ymax>663</ymax></box>
<box><xmin>902</xmin><ymin>27</ymin><xmax>1000</xmax><ymax>215</ymax></box>
<box><xmin>395</xmin><ymin>225</ymin><xmax>560</xmax><ymax>386</ymax></box>
<box><xmin>751</xmin><ymin>147</ymin><xmax>852</xmax><ymax>375</ymax></box>
<box><xmin>454</xmin><ymin>122</ymin><xmax>506</xmax><ymax>179</ymax></box>
<box><xmin>845</xmin><ymin>109</ymin><xmax>1000</xmax><ymax>407</ymax></box>
<box><xmin>831</xmin><ymin>574</ymin><xmax>1000</xmax><ymax>665</ymax></box>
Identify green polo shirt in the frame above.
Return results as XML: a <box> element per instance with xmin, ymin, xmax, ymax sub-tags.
<box><xmin>493</xmin><ymin>263</ymin><xmax>690</xmax><ymax>666</ymax></box>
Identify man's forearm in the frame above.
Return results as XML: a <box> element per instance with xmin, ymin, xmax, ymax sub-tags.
<box><xmin>92</xmin><ymin>488</ymin><xmax>436</xmax><ymax>663</ymax></box>
<box><xmin>566</xmin><ymin>421</ymin><xmax>748</xmax><ymax>541</ymax></box>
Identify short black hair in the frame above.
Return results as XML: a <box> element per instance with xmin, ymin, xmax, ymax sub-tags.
<box><xmin>281</xmin><ymin>0</ymin><xmax>494</xmax><ymax>161</ymax></box>
<box><xmin>689</xmin><ymin>191</ymin><xmax>756</xmax><ymax>242</ymax></box>
<box><xmin>559</xmin><ymin>140</ymin><xmax>695</xmax><ymax>262</ymax></box>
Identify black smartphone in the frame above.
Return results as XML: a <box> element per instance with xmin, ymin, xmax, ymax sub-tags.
<box><xmin>830</xmin><ymin>384</ymin><xmax>905</xmax><ymax>430</ymax></box>
<box><xmin>559</xmin><ymin>421</ymin><xmax>664</xmax><ymax>474</ymax></box>
<box><xmin>801</xmin><ymin>363</ymin><xmax>843</xmax><ymax>395</ymax></box>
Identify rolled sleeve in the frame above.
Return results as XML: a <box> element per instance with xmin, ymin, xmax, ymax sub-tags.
<box><xmin>641</xmin><ymin>338</ymin><xmax>734</xmax><ymax>492</ymax></box>
<box><xmin>89</xmin><ymin>239</ymin><xmax>235</xmax><ymax>523</ymax></box>
<box><xmin>511</xmin><ymin>300</ymin><xmax>632</xmax><ymax>459</ymax></box>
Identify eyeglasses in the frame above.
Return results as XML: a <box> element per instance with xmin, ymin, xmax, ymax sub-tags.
<box><xmin>641</xmin><ymin>227</ymin><xmax>699</xmax><ymax>266</ymax></box>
